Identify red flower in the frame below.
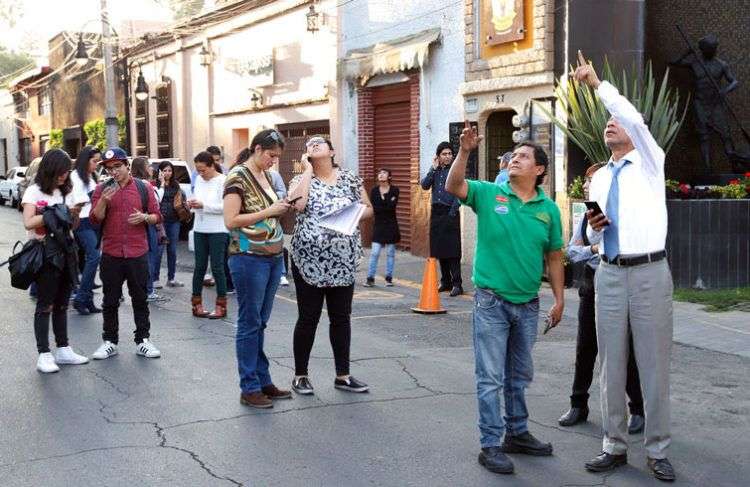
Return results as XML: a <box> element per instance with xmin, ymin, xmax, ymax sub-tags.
<box><xmin>679</xmin><ymin>183</ymin><xmax>690</xmax><ymax>194</ymax></box>
<box><xmin>35</xmin><ymin>200</ymin><xmax>48</xmax><ymax>208</ymax></box>
<box><xmin>744</xmin><ymin>172</ymin><xmax>750</xmax><ymax>178</ymax></box>
<box><xmin>729</xmin><ymin>179</ymin><xmax>740</xmax><ymax>185</ymax></box>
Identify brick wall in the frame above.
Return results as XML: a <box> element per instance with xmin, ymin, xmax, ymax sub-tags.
<box><xmin>465</xmin><ymin>0</ymin><xmax>555</xmax><ymax>82</ymax></box>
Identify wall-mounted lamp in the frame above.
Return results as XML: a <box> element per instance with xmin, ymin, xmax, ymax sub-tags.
<box><xmin>199</xmin><ymin>44</ymin><xmax>213</xmax><ymax>67</ymax></box>
<box><xmin>249</xmin><ymin>88</ymin><xmax>263</xmax><ymax>109</ymax></box>
<box><xmin>306</xmin><ymin>4</ymin><xmax>320</xmax><ymax>33</ymax></box>
<box><xmin>134</xmin><ymin>69</ymin><xmax>149</xmax><ymax>101</ymax></box>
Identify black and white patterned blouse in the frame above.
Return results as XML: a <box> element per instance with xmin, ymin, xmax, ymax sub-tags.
<box><xmin>290</xmin><ymin>169</ymin><xmax>364</xmax><ymax>287</ymax></box>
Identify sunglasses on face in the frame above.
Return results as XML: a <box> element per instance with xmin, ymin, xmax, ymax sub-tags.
<box><xmin>305</xmin><ymin>136</ymin><xmax>326</xmax><ymax>148</ymax></box>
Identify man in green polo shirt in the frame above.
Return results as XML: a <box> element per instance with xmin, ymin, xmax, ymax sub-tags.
<box><xmin>446</xmin><ymin>122</ymin><xmax>565</xmax><ymax>475</ymax></box>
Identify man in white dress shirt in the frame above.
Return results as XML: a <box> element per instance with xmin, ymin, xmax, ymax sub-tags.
<box><xmin>573</xmin><ymin>51</ymin><xmax>676</xmax><ymax>482</ymax></box>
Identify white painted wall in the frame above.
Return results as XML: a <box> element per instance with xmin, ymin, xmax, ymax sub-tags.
<box><xmin>0</xmin><ymin>90</ymin><xmax>20</xmax><ymax>172</ymax></box>
<box><xmin>130</xmin><ymin>0</ymin><xmax>337</xmax><ymax>165</ymax></box>
<box><xmin>338</xmin><ymin>0</ymin><xmax>465</xmax><ymax>174</ymax></box>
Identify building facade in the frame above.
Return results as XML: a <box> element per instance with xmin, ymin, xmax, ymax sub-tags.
<box><xmin>10</xmin><ymin>67</ymin><xmax>53</xmax><ymax>165</ymax></box>
<box><xmin>126</xmin><ymin>0</ymin><xmax>337</xmax><ymax>193</ymax></box>
<box><xmin>338</xmin><ymin>0</ymin><xmax>466</xmax><ymax>256</ymax></box>
<box><xmin>0</xmin><ymin>90</ymin><xmax>20</xmax><ymax>173</ymax></box>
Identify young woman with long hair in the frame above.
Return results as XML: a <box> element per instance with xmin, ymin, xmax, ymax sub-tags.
<box><xmin>287</xmin><ymin>135</ymin><xmax>373</xmax><ymax>395</ymax></box>
<box><xmin>154</xmin><ymin>160</ymin><xmax>184</xmax><ymax>289</ymax></box>
<box><xmin>70</xmin><ymin>145</ymin><xmax>102</xmax><ymax>314</ymax></box>
<box><xmin>223</xmin><ymin>129</ymin><xmax>293</xmax><ymax>408</ymax></box>
<box><xmin>364</xmin><ymin>168</ymin><xmax>400</xmax><ymax>287</ymax></box>
<box><xmin>190</xmin><ymin>151</ymin><xmax>229</xmax><ymax>318</ymax></box>
<box><xmin>21</xmin><ymin>149</ymin><xmax>89</xmax><ymax>373</ymax></box>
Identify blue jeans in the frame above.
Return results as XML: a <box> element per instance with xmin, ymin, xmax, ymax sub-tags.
<box><xmin>73</xmin><ymin>218</ymin><xmax>101</xmax><ymax>305</ymax></box>
<box><xmin>367</xmin><ymin>242</ymin><xmax>395</xmax><ymax>279</ymax></box>
<box><xmin>155</xmin><ymin>221</ymin><xmax>181</xmax><ymax>282</ymax></box>
<box><xmin>146</xmin><ymin>226</ymin><xmax>159</xmax><ymax>295</ymax></box>
<box><xmin>229</xmin><ymin>253</ymin><xmax>283</xmax><ymax>393</ymax></box>
<box><xmin>473</xmin><ymin>287</ymin><xmax>540</xmax><ymax>448</ymax></box>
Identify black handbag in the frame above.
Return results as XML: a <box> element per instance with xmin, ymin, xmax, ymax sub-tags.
<box><xmin>1</xmin><ymin>239</ymin><xmax>45</xmax><ymax>290</ymax></box>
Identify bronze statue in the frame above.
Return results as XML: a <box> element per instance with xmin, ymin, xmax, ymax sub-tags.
<box><xmin>671</xmin><ymin>32</ymin><xmax>749</xmax><ymax>173</ymax></box>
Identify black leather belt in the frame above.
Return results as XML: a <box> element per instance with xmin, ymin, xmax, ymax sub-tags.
<box><xmin>601</xmin><ymin>250</ymin><xmax>666</xmax><ymax>267</ymax></box>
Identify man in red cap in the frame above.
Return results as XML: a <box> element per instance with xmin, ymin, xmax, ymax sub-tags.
<box><xmin>89</xmin><ymin>147</ymin><xmax>163</xmax><ymax>360</ymax></box>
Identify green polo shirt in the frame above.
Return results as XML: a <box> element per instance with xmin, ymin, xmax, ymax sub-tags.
<box><xmin>461</xmin><ymin>180</ymin><xmax>563</xmax><ymax>303</ymax></box>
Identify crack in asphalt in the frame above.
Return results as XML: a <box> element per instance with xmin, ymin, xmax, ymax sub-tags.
<box><xmin>395</xmin><ymin>358</ymin><xmax>446</xmax><ymax>395</ymax></box>
<box><xmin>87</xmin><ymin>372</ymin><xmax>245</xmax><ymax>486</ymax></box>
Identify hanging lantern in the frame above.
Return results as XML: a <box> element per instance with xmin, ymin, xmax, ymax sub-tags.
<box><xmin>306</xmin><ymin>4</ymin><xmax>320</xmax><ymax>33</ymax></box>
<box><xmin>199</xmin><ymin>44</ymin><xmax>212</xmax><ymax>67</ymax></box>
<box><xmin>74</xmin><ymin>33</ymin><xmax>89</xmax><ymax>67</ymax></box>
<box><xmin>135</xmin><ymin>70</ymin><xmax>149</xmax><ymax>101</ymax></box>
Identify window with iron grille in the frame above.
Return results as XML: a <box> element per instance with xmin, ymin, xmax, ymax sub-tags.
<box><xmin>135</xmin><ymin>98</ymin><xmax>149</xmax><ymax>156</ymax></box>
<box><xmin>155</xmin><ymin>83</ymin><xmax>172</xmax><ymax>158</ymax></box>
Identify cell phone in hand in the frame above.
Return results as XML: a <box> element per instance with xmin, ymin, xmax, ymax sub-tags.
<box><xmin>543</xmin><ymin>317</ymin><xmax>553</xmax><ymax>335</ymax></box>
<box><xmin>287</xmin><ymin>196</ymin><xmax>302</xmax><ymax>204</ymax></box>
<box><xmin>584</xmin><ymin>200</ymin><xmax>604</xmax><ymax>216</ymax></box>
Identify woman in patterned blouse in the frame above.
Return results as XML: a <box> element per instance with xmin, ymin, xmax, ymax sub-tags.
<box><xmin>223</xmin><ymin>129</ymin><xmax>294</xmax><ymax>409</ymax></box>
<box><xmin>287</xmin><ymin>135</ymin><xmax>373</xmax><ymax>395</ymax></box>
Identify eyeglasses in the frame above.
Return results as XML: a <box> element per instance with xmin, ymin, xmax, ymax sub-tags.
<box><xmin>105</xmin><ymin>163</ymin><xmax>126</xmax><ymax>173</ymax></box>
<box><xmin>305</xmin><ymin>136</ymin><xmax>326</xmax><ymax>148</ymax></box>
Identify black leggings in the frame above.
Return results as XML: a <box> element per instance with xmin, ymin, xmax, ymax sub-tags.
<box><xmin>291</xmin><ymin>262</ymin><xmax>354</xmax><ymax>376</ymax></box>
<box><xmin>34</xmin><ymin>262</ymin><xmax>72</xmax><ymax>353</ymax></box>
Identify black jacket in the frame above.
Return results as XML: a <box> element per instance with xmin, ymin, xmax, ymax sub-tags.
<box><xmin>42</xmin><ymin>204</ymin><xmax>79</xmax><ymax>286</ymax></box>
<box><xmin>370</xmin><ymin>185</ymin><xmax>401</xmax><ymax>244</ymax></box>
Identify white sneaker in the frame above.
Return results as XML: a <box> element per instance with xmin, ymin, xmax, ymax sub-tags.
<box><xmin>153</xmin><ymin>281</ymin><xmax>164</xmax><ymax>289</ymax></box>
<box><xmin>280</xmin><ymin>275</ymin><xmax>290</xmax><ymax>286</ymax></box>
<box><xmin>136</xmin><ymin>339</ymin><xmax>161</xmax><ymax>358</ymax></box>
<box><xmin>92</xmin><ymin>341</ymin><xmax>118</xmax><ymax>360</ymax></box>
<box><xmin>54</xmin><ymin>346</ymin><xmax>89</xmax><ymax>365</ymax></box>
<box><xmin>167</xmin><ymin>280</ymin><xmax>184</xmax><ymax>287</ymax></box>
<box><xmin>146</xmin><ymin>291</ymin><xmax>160</xmax><ymax>302</ymax></box>
<box><xmin>36</xmin><ymin>352</ymin><xmax>60</xmax><ymax>373</ymax></box>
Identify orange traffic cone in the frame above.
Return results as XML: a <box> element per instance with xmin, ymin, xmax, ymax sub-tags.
<box><xmin>411</xmin><ymin>257</ymin><xmax>447</xmax><ymax>315</ymax></box>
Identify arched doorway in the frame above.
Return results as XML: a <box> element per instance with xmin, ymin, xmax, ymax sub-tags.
<box><xmin>485</xmin><ymin>110</ymin><xmax>516</xmax><ymax>181</ymax></box>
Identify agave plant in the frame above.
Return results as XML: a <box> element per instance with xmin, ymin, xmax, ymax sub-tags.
<box><xmin>540</xmin><ymin>59</ymin><xmax>690</xmax><ymax>165</ymax></box>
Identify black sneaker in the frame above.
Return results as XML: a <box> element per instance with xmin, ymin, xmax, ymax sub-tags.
<box><xmin>334</xmin><ymin>376</ymin><xmax>369</xmax><ymax>393</ymax></box>
<box><xmin>478</xmin><ymin>446</ymin><xmax>515</xmax><ymax>474</ymax></box>
<box><xmin>364</xmin><ymin>278</ymin><xmax>375</xmax><ymax>287</ymax></box>
<box><xmin>292</xmin><ymin>376</ymin><xmax>314</xmax><ymax>395</ymax></box>
<box><xmin>385</xmin><ymin>276</ymin><xmax>394</xmax><ymax>287</ymax></box>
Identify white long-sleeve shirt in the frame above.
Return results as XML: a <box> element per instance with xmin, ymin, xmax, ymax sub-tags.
<box><xmin>587</xmin><ymin>81</ymin><xmax>668</xmax><ymax>256</ymax></box>
<box><xmin>70</xmin><ymin>171</ymin><xmax>97</xmax><ymax>219</ymax></box>
<box><xmin>192</xmin><ymin>173</ymin><xmax>228</xmax><ymax>234</ymax></box>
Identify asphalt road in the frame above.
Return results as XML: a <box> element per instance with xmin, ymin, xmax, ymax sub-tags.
<box><xmin>0</xmin><ymin>204</ymin><xmax>748</xmax><ymax>487</ymax></box>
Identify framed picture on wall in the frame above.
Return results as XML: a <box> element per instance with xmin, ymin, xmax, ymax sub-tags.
<box><xmin>486</xmin><ymin>0</ymin><xmax>525</xmax><ymax>46</ymax></box>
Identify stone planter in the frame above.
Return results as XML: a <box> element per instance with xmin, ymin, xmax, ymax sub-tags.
<box><xmin>666</xmin><ymin>199</ymin><xmax>750</xmax><ymax>289</ymax></box>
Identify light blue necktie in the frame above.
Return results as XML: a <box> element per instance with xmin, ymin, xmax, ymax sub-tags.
<box><xmin>603</xmin><ymin>161</ymin><xmax>630</xmax><ymax>260</ymax></box>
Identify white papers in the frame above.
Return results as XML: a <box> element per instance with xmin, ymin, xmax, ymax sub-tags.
<box><xmin>319</xmin><ymin>202</ymin><xmax>366</xmax><ymax>236</ymax></box>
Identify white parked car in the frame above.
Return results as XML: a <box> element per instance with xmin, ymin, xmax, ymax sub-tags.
<box><xmin>0</xmin><ymin>167</ymin><xmax>26</xmax><ymax>208</ymax></box>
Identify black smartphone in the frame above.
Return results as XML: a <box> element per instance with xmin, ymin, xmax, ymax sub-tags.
<box><xmin>287</xmin><ymin>195</ymin><xmax>302</xmax><ymax>204</ymax></box>
<box><xmin>584</xmin><ymin>200</ymin><xmax>604</xmax><ymax>216</ymax></box>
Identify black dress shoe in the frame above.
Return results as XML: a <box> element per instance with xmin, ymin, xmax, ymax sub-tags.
<box><xmin>647</xmin><ymin>457</ymin><xmax>675</xmax><ymax>482</ymax></box>
<box><xmin>438</xmin><ymin>284</ymin><xmax>451</xmax><ymax>293</ymax></box>
<box><xmin>558</xmin><ymin>407</ymin><xmax>589</xmax><ymax>426</ymax></box>
<box><xmin>500</xmin><ymin>431</ymin><xmax>553</xmax><ymax>456</ymax></box>
<box><xmin>449</xmin><ymin>286</ymin><xmax>464</xmax><ymax>297</ymax></box>
<box><xmin>628</xmin><ymin>414</ymin><xmax>644</xmax><ymax>434</ymax></box>
<box><xmin>585</xmin><ymin>452</ymin><xmax>627</xmax><ymax>472</ymax></box>
<box><xmin>478</xmin><ymin>447</ymin><xmax>514</xmax><ymax>474</ymax></box>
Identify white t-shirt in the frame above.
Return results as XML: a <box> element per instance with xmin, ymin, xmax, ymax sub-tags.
<box><xmin>70</xmin><ymin>171</ymin><xmax>97</xmax><ymax>218</ymax></box>
<box><xmin>21</xmin><ymin>183</ymin><xmax>65</xmax><ymax>239</ymax></box>
<box><xmin>192</xmin><ymin>173</ymin><xmax>228</xmax><ymax>234</ymax></box>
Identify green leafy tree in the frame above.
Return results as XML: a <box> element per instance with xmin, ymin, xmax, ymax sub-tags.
<box><xmin>84</xmin><ymin>116</ymin><xmax>127</xmax><ymax>151</ymax></box>
<box><xmin>542</xmin><ymin>59</ymin><xmax>689</xmax><ymax>165</ymax></box>
<box><xmin>48</xmin><ymin>129</ymin><xmax>63</xmax><ymax>149</ymax></box>
<box><xmin>0</xmin><ymin>46</ymin><xmax>33</xmax><ymax>82</ymax></box>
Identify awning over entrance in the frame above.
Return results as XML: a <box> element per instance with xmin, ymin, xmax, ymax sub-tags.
<box><xmin>340</xmin><ymin>28</ymin><xmax>441</xmax><ymax>84</ymax></box>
